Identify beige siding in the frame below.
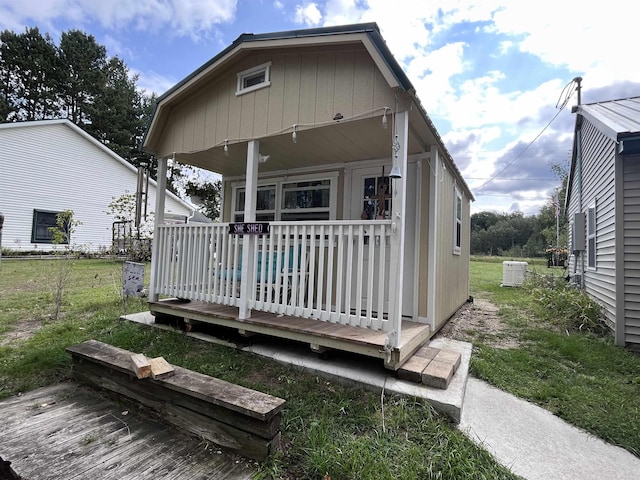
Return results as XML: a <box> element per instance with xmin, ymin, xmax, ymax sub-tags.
<box><xmin>567</xmin><ymin>119</ymin><xmax>617</xmax><ymax>329</ymax></box>
<box><xmin>154</xmin><ymin>45</ymin><xmax>397</xmax><ymax>159</ymax></box>
<box><xmin>432</xmin><ymin>152</ymin><xmax>471</xmax><ymax>331</ymax></box>
<box><xmin>624</xmin><ymin>155</ymin><xmax>640</xmax><ymax>344</ymax></box>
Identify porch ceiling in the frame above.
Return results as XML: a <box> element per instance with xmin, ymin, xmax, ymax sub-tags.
<box><xmin>175</xmin><ymin>115</ymin><xmax>438</xmax><ymax>177</ymax></box>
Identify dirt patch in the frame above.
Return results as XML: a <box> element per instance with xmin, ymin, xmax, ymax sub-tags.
<box><xmin>436</xmin><ymin>298</ymin><xmax>521</xmax><ymax>349</ymax></box>
<box><xmin>0</xmin><ymin>318</ymin><xmax>44</xmax><ymax>346</ymax></box>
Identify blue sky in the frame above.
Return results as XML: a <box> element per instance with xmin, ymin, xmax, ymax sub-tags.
<box><xmin>2</xmin><ymin>0</ymin><xmax>639</xmax><ymax>215</ymax></box>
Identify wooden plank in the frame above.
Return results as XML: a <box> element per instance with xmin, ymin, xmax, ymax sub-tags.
<box><xmin>67</xmin><ymin>340</ymin><xmax>285</xmax><ymax>421</ymax></box>
<box><xmin>397</xmin><ymin>355</ymin><xmax>432</xmax><ymax>383</ymax></box>
<box><xmin>71</xmin><ymin>362</ymin><xmax>278</xmax><ymax>461</ymax></box>
<box><xmin>0</xmin><ymin>383</ymin><xmax>255</xmax><ymax>479</ymax></box>
<box><xmin>434</xmin><ymin>349</ymin><xmax>462</xmax><ymax>373</ymax></box>
<box><xmin>130</xmin><ymin>353</ymin><xmax>151</xmax><ymax>379</ymax></box>
<box><xmin>149</xmin><ymin>356</ymin><xmax>175</xmax><ymax>379</ymax></box>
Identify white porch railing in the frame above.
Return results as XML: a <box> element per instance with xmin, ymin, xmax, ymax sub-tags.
<box><xmin>151</xmin><ymin>221</ymin><xmax>396</xmax><ymax>332</ymax></box>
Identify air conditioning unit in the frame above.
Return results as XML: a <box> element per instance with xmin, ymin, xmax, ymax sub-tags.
<box><xmin>502</xmin><ymin>261</ymin><xmax>528</xmax><ymax>287</ymax></box>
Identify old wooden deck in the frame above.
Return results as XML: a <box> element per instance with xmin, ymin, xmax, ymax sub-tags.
<box><xmin>0</xmin><ymin>383</ymin><xmax>256</xmax><ymax>480</ymax></box>
<box><xmin>148</xmin><ymin>299</ymin><xmax>431</xmax><ymax>370</ymax></box>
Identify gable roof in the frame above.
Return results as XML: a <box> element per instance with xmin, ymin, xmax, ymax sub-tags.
<box><xmin>0</xmin><ymin>119</ymin><xmax>194</xmax><ymax>213</ymax></box>
<box><xmin>144</xmin><ymin>22</ymin><xmax>474</xmax><ymax>200</ymax></box>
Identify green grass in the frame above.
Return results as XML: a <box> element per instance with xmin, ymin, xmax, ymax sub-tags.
<box><xmin>0</xmin><ymin>258</ymin><xmax>519</xmax><ymax>479</ymax></box>
<box><xmin>468</xmin><ymin>257</ymin><xmax>640</xmax><ymax>457</ymax></box>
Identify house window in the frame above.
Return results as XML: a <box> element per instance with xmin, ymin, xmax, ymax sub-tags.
<box><xmin>453</xmin><ymin>187</ymin><xmax>462</xmax><ymax>255</ymax></box>
<box><xmin>32</xmin><ymin>209</ymin><xmax>68</xmax><ymax>244</ymax></box>
<box><xmin>587</xmin><ymin>204</ymin><xmax>596</xmax><ymax>269</ymax></box>
<box><xmin>236</xmin><ymin>62</ymin><xmax>271</xmax><ymax>96</ymax></box>
<box><xmin>232</xmin><ymin>174</ymin><xmax>337</xmax><ymax>222</ymax></box>
<box><xmin>361</xmin><ymin>175</ymin><xmax>391</xmax><ymax>220</ymax></box>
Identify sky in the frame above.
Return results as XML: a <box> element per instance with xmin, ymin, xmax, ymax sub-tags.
<box><xmin>2</xmin><ymin>0</ymin><xmax>639</xmax><ymax>215</ymax></box>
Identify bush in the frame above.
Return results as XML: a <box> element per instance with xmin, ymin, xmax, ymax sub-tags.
<box><xmin>524</xmin><ymin>273</ymin><xmax>609</xmax><ymax>335</ymax></box>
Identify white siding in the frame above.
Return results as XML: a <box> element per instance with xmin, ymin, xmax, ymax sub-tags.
<box><xmin>567</xmin><ymin>119</ymin><xmax>617</xmax><ymax>329</ymax></box>
<box><xmin>0</xmin><ymin>121</ymin><xmax>192</xmax><ymax>252</ymax></box>
<box><xmin>623</xmin><ymin>155</ymin><xmax>640</xmax><ymax>344</ymax></box>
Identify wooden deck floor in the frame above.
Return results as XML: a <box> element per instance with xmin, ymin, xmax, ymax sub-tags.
<box><xmin>148</xmin><ymin>299</ymin><xmax>431</xmax><ymax>369</ymax></box>
<box><xmin>0</xmin><ymin>383</ymin><xmax>256</xmax><ymax>480</ymax></box>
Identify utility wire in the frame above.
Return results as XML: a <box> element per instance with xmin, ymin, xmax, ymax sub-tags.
<box><xmin>474</xmin><ymin>78</ymin><xmax>579</xmax><ymax>192</ymax></box>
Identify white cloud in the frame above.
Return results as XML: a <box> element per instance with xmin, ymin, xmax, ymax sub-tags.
<box><xmin>0</xmin><ymin>0</ymin><xmax>238</xmax><ymax>39</ymax></box>
<box><xmin>294</xmin><ymin>2</ymin><xmax>323</xmax><ymax>26</ymax></box>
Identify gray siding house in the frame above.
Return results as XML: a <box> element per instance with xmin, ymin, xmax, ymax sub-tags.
<box><xmin>566</xmin><ymin>96</ymin><xmax>640</xmax><ymax>346</ymax></box>
<box><xmin>0</xmin><ymin>119</ymin><xmax>195</xmax><ymax>253</ymax></box>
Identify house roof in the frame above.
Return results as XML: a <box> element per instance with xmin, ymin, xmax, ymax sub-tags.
<box><xmin>0</xmin><ymin>119</ymin><xmax>195</xmax><ymax>215</ymax></box>
<box><xmin>565</xmin><ymin>96</ymin><xmax>640</xmax><ymax>211</ymax></box>
<box><xmin>573</xmin><ymin>96</ymin><xmax>640</xmax><ymax>141</ymax></box>
<box><xmin>144</xmin><ymin>23</ymin><xmax>473</xmax><ymax>201</ymax></box>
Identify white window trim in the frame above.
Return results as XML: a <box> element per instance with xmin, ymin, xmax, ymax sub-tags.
<box><xmin>587</xmin><ymin>202</ymin><xmax>596</xmax><ymax>270</ymax></box>
<box><xmin>236</xmin><ymin>62</ymin><xmax>271</xmax><ymax>96</ymax></box>
<box><xmin>453</xmin><ymin>186</ymin><xmax>462</xmax><ymax>255</ymax></box>
<box><xmin>231</xmin><ymin>172</ymin><xmax>339</xmax><ymax>221</ymax></box>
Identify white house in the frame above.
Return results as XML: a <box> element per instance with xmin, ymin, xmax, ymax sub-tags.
<box><xmin>0</xmin><ymin>119</ymin><xmax>194</xmax><ymax>253</ymax></box>
<box><xmin>143</xmin><ymin>23</ymin><xmax>474</xmax><ymax>369</ymax></box>
<box><xmin>566</xmin><ymin>96</ymin><xmax>640</xmax><ymax>347</ymax></box>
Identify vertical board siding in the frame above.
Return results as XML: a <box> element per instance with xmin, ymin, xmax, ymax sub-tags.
<box><xmin>624</xmin><ymin>155</ymin><xmax>640</xmax><ymax>344</ymax></box>
<box><xmin>153</xmin><ymin>45</ymin><xmax>396</xmax><ymax>159</ymax></box>
<box><xmin>432</xmin><ymin>153</ymin><xmax>471</xmax><ymax>331</ymax></box>
<box><xmin>0</xmin><ymin>123</ymin><xmax>191</xmax><ymax>252</ymax></box>
<box><xmin>567</xmin><ymin>119</ymin><xmax>617</xmax><ymax>330</ymax></box>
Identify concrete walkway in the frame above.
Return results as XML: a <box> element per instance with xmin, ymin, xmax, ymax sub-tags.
<box><xmin>460</xmin><ymin>377</ymin><xmax>640</xmax><ymax>480</ymax></box>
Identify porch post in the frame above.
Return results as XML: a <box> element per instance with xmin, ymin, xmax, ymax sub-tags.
<box><xmin>149</xmin><ymin>155</ymin><xmax>167</xmax><ymax>302</ymax></box>
<box><xmin>387</xmin><ymin>110</ymin><xmax>409</xmax><ymax>349</ymax></box>
<box><xmin>239</xmin><ymin>140</ymin><xmax>259</xmax><ymax>320</ymax></box>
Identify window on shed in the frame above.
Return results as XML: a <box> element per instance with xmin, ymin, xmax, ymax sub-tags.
<box><xmin>32</xmin><ymin>209</ymin><xmax>68</xmax><ymax>244</ymax></box>
<box><xmin>453</xmin><ymin>187</ymin><xmax>462</xmax><ymax>255</ymax></box>
<box><xmin>236</xmin><ymin>62</ymin><xmax>271</xmax><ymax>95</ymax></box>
<box><xmin>233</xmin><ymin>185</ymin><xmax>277</xmax><ymax>222</ymax></box>
<box><xmin>587</xmin><ymin>204</ymin><xmax>596</xmax><ymax>269</ymax></box>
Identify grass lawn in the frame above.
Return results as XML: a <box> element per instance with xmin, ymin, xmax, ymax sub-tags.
<box><xmin>0</xmin><ymin>258</ymin><xmax>518</xmax><ymax>479</ymax></box>
<box><xmin>466</xmin><ymin>257</ymin><xmax>640</xmax><ymax>458</ymax></box>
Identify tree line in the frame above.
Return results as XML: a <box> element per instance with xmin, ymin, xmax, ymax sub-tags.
<box><xmin>471</xmin><ymin>164</ymin><xmax>568</xmax><ymax>257</ymax></box>
<box><xmin>0</xmin><ymin>27</ymin><xmax>220</xmax><ymax>219</ymax></box>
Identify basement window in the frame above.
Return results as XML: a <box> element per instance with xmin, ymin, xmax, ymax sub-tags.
<box><xmin>236</xmin><ymin>62</ymin><xmax>271</xmax><ymax>96</ymax></box>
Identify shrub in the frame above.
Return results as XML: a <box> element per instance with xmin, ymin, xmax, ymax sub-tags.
<box><xmin>524</xmin><ymin>273</ymin><xmax>608</xmax><ymax>335</ymax></box>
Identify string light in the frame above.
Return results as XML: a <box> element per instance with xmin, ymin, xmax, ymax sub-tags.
<box><xmin>292</xmin><ymin>125</ymin><xmax>297</xmax><ymax>143</ymax></box>
<box><xmin>382</xmin><ymin>108</ymin><xmax>388</xmax><ymax>129</ymax></box>
<box><xmin>223</xmin><ymin>139</ymin><xmax>229</xmax><ymax>156</ymax></box>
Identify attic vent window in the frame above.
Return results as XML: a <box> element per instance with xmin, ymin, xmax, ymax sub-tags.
<box><xmin>236</xmin><ymin>62</ymin><xmax>271</xmax><ymax>95</ymax></box>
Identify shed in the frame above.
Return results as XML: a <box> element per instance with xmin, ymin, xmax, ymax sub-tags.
<box><xmin>143</xmin><ymin>23</ymin><xmax>474</xmax><ymax>369</ymax></box>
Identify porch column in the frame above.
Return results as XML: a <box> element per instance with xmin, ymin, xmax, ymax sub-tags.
<box><xmin>149</xmin><ymin>155</ymin><xmax>168</xmax><ymax>302</ymax></box>
<box><xmin>387</xmin><ymin>110</ymin><xmax>409</xmax><ymax>349</ymax></box>
<box><xmin>239</xmin><ymin>140</ymin><xmax>259</xmax><ymax>320</ymax></box>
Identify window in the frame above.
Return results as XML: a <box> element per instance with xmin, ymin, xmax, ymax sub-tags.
<box><xmin>233</xmin><ymin>185</ymin><xmax>277</xmax><ymax>222</ymax></box>
<box><xmin>232</xmin><ymin>174</ymin><xmax>337</xmax><ymax>222</ymax></box>
<box><xmin>32</xmin><ymin>209</ymin><xmax>68</xmax><ymax>244</ymax></box>
<box><xmin>361</xmin><ymin>175</ymin><xmax>391</xmax><ymax>220</ymax></box>
<box><xmin>281</xmin><ymin>180</ymin><xmax>331</xmax><ymax>221</ymax></box>
<box><xmin>236</xmin><ymin>62</ymin><xmax>271</xmax><ymax>96</ymax></box>
<box><xmin>587</xmin><ymin>204</ymin><xmax>596</xmax><ymax>269</ymax></box>
<box><xmin>453</xmin><ymin>188</ymin><xmax>462</xmax><ymax>255</ymax></box>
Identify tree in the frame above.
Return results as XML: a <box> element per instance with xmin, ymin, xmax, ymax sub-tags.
<box><xmin>185</xmin><ymin>177</ymin><xmax>222</xmax><ymax>220</ymax></box>
<box><xmin>58</xmin><ymin>30</ymin><xmax>107</xmax><ymax>126</ymax></box>
<box><xmin>0</xmin><ymin>27</ymin><xmax>61</xmax><ymax>121</ymax></box>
